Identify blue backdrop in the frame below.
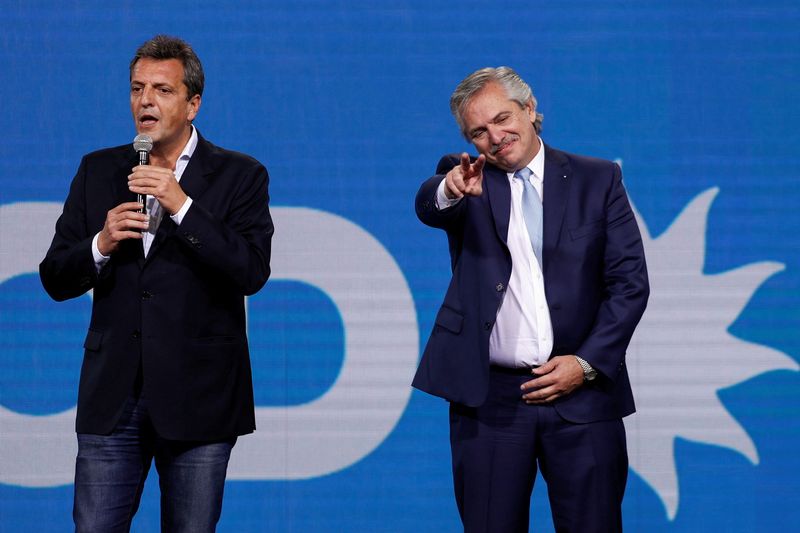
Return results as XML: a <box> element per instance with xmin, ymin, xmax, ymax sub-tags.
<box><xmin>1</xmin><ymin>1</ymin><xmax>798</xmax><ymax>531</ymax></box>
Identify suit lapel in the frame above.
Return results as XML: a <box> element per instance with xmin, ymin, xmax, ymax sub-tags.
<box><xmin>542</xmin><ymin>145</ymin><xmax>571</xmax><ymax>273</ymax></box>
<box><xmin>484</xmin><ymin>163</ymin><xmax>511</xmax><ymax>244</ymax></box>
<box><xmin>175</xmin><ymin>133</ymin><xmax>214</xmax><ymax>202</ymax></box>
<box><xmin>111</xmin><ymin>148</ymin><xmax>140</xmax><ymax>206</ymax></box>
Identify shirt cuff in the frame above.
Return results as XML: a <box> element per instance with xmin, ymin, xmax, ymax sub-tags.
<box><xmin>91</xmin><ymin>233</ymin><xmax>111</xmax><ymax>271</ymax></box>
<box><xmin>436</xmin><ymin>178</ymin><xmax>462</xmax><ymax>210</ymax></box>
<box><xmin>170</xmin><ymin>197</ymin><xmax>193</xmax><ymax>225</ymax></box>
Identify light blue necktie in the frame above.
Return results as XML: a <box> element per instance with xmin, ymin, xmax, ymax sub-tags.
<box><xmin>514</xmin><ymin>167</ymin><xmax>543</xmax><ymax>266</ymax></box>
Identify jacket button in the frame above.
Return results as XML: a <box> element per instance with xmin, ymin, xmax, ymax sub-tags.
<box><xmin>131</xmin><ymin>330</ymin><xmax>140</xmax><ymax>339</ymax></box>
<box><xmin>483</xmin><ymin>321</ymin><xmax>492</xmax><ymax>330</ymax></box>
<box><xmin>495</xmin><ymin>283</ymin><xmax>504</xmax><ymax>292</ymax></box>
<box><xmin>141</xmin><ymin>291</ymin><xmax>152</xmax><ymax>300</ymax></box>
<box><xmin>184</xmin><ymin>233</ymin><xmax>202</xmax><ymax>248</ymax></box>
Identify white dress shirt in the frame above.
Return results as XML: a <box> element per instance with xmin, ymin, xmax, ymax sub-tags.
<box><xmin>436</xmin><ymin>140</ymin><xmax>553</xmax><ymax>367</ymax></box>
<box><xmin>92</xmin><ymin>126</ymin><xmax>198</xmax><ymax>268</ymax></box>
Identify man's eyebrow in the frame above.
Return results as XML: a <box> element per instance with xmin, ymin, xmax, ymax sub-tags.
<box><xmin>130</xmin><ymin>80</ymin><xmax>175</xmax><ymax>88</ymax></box>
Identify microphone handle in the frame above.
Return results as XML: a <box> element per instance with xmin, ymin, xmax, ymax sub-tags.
<box><xmin>137</xmin><ymin>150</ymin><xmax>149</xmax><ymax>215</ymax></box>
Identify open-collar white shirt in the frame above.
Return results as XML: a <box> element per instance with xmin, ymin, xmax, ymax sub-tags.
<box><xmin>436</xmin><ymin>138</ymin><xmax>553</xmax><ymax>367</ymax></box>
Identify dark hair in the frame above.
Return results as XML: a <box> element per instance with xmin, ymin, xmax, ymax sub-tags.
<box><xmin>129</xmin><ymin>35</ymin><xmax>204</xmax><ymax>98</ymax></box>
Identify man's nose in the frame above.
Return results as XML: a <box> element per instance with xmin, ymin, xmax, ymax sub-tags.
<box><xmin>140</xmin><ymin>86</ymin><xmax>154</xmax><ymax>106</ymax></box>
<box><xmin>487</xmin><ymin>125</ymin><xmax>504</xmax><ymax>144</ymax></box>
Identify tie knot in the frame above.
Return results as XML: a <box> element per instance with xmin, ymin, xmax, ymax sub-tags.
<box><xmin>514</xmin><ymin>167</ymin><xmax>532</xmax><ymax>182</ymax></box>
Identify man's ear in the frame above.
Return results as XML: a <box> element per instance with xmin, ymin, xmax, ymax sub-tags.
<box><xmin>525</xmin><ymin>98</ymin><xmax>536</xmax><ymax>123</ymax></box>
<box><xmin>187</xmin><ymin>94</ymin><xmax>201</xmax><ymax>122</ymax></box>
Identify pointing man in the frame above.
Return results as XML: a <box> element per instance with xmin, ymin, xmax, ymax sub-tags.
<box><xmin>414</xmin><ymin>67</ymin><xmax>649</xmax><ymax>532</ymax></box>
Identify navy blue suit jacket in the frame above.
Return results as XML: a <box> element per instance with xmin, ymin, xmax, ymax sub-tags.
<box><xmin>40</xmin><ymin>132</ymin><xmax>273</xmax><ymax>440</ymax></box>
<box><xmin>413</xmin><ymin>145</ymin><xmax>648</xmax><ymax>423</ymax></box>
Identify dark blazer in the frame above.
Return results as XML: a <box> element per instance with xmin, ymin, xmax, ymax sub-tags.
<box><xmin>412</xmin><ymin>145</ymin><xmax>649</xmax><ymax>423</ymax></box>
<box><xmin>40</xmin><ymin>132</ymin><xmax>273</xmax><ymax>441</ymax></box>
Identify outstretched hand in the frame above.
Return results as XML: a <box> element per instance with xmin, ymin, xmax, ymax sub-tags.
<box><xmin>444</xmin><ymin>153</ymin><xmax>485</xmax><ymax>199</ymax></box>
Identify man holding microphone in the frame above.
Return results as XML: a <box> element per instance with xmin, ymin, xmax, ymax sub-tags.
<box><xmin>40</xmin><ymin>35</ymin><xmax>273</xmax><ymax>532</ymax></box>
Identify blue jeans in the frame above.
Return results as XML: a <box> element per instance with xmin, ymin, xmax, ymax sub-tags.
<box><xmin>73</xmin><ymin>395</ymin><xmax>236</xmax><ymax>533</ymax></box>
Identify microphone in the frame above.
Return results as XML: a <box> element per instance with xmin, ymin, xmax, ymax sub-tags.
<box><xmin>132</xmin><ymin>134</ymin><xmax>153</xmax><ymax>214</ymax></box>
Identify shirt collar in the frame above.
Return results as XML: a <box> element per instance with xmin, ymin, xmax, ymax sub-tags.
<box><xmin>179</xmin><ymin>125</ymin><xmax>199</xmax><ymax>162</ymax></box>
<box><xmin>173</xmin><ymin>125</ymin><xmax>198</xmax><ymax>183</ymax></box>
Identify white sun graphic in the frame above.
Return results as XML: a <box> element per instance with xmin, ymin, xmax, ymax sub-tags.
<box><xmin>625</xmin><ymin>187</ymin><xmax>799</xmax><ymax>520</ymax></box>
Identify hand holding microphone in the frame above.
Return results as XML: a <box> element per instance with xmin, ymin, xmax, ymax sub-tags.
<box><xmin>127</xmin><ymin>137</ymin><xmax>188</xmax><ymax>216</ymax></box>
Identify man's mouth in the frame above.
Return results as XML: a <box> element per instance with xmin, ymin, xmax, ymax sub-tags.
<box><xmin>491</xmin><ymin>135</ymin><xmax>518</xmax><ymax>156</ymax></box>
<box><xmin>138</xmin><ymin>115</ymin><xmax>158</xmax><ymax>127</ymax></box>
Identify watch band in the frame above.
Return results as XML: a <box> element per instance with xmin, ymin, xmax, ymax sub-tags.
<box><xmin>575</xmin><ymin>356</ymin><xmax>597</xmax><ymax>381</ymax></box>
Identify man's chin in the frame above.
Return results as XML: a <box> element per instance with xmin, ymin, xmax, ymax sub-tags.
<box><xmin>483</xmin><ymin>149</ymin><xmax>514</xmax><ymax>170</ymax></box>
<box><xmin>488</xmin><ymin>157</ymin><xmax>514</xmax><ymax>172</ymax></box>
<box><xmin>135</xmin><ymin>125</ymin><xmax>159</xmax><ymax>139</ymax></box>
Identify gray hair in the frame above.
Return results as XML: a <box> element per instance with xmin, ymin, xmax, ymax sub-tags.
<box><xmin>450</xmin><ymin>66</ymin><xmax>543</xmax><ymax>138</ymax></box>
<box><xmin>130</xmin><ymin>35</ymin><xmax>204</xmax><ymax>99</ymax></box>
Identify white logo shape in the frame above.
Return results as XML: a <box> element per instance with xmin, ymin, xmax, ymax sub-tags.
<box><xmin>228</xmin><ymin>207</ymin><xmax>418</xmax><ymax>479</ymax></box>
<box><xmin>0</xmin><ymin>203</ymin><xmax>419</xmax><ymax>486</ymax></box>
<box><xmin>626</xmin><ymin>188</ymin><xmax>799</xmax><ymax>520</ymax></box>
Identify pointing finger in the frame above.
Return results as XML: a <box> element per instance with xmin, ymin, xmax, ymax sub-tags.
<box><xmin>460</xmin><ymin>152</ymin><xmax>471</xmax><ymax>174</ymax></box>
<box><xmin>472</xmin><ymin>154</ymin><xmax>486</xmax><ymax>175</ymax></box>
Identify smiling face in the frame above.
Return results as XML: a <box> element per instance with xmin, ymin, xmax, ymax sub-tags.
<box><xmin>130</xmin><ymin>58</ymin><xmax>200</xmax><ymax>158</ymax></box>
<box><xmin>461</xmin><ymin>82</ymin><xmax>540</xmax><ymax>172</ymax></box>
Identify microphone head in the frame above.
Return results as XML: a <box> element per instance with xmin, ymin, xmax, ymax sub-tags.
<box><xmin>133</xmin><ymin>134</ymin><xmax>153</xmax><ymax>153</ymax></box>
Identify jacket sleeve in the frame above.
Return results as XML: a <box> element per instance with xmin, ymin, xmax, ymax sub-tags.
<box><xmin>171</xmin><ymin>159</ymin><xmax>273</xmax><ymax>296</ymax></box>
<box><xmin>39</xmin><ymin>156</ymin><xmax>101</xmax><ymax>302</ymax></box>
<box><xmin>415</xmin><ymin>154</ymin><xmax>467</xmax><ymax>230</ymax></box>
<box><xmin>576</xmin><ymin>163</ymin><xmax>650</xmax><ymax>382</ymax></box>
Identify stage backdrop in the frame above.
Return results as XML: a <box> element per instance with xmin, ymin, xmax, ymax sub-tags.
<box><xmin>1</xmin><ymin>1</ymin><xmax>798</xmax><ymax>531</ymax></box>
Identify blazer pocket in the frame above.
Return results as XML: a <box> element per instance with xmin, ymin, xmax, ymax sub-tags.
<box><xmin>83</xmin><ymin>329</ymin><xmax>103</xmax><ymax>351</ymax></box>
<box><xmin>191</xmin><ymin>336</ymin><xmax>246</xmax><ymax>364</ymax></box>
<box><xmin>434</xmin><ymin>306</ymin><xmax>463</xmax><ymax>334</ymax></box>
<box><xmin>569</xmin><ymin>219</ymin><xmax>605</xmax><ymax>241</ymax></box>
